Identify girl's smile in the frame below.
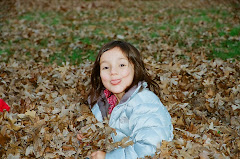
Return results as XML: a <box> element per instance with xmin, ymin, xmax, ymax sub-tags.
<box><xmin>100</xmin><ymin>47</ymin><xmax>134</xmax><ymax>101</ymax></box>
<box><xmin>111</xmin><ymin>79</ymin><xmax>121</xmax><ymax>85</ymax></box>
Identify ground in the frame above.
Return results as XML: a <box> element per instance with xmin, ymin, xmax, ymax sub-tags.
<box><xmin>0</xmin><ymin>0</ymin><xmax>240</xmax><ymax>158</ymax></box>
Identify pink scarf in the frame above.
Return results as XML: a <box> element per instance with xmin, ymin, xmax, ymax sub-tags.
<box><xmin>104</xmin><ymin>89</ymin><xmax>118</xmax><ymax>114</ymax></box>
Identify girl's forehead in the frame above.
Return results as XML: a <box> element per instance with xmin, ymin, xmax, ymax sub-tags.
<box><xmin>100</xmin><ymin>47</ymin><xmax>128</xmax><ymax>60</ymax></box>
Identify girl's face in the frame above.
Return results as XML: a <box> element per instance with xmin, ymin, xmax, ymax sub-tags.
<box><xmin>100</xmin><ymin>47</ymin><xmax>134</xmax><ymax>101</ymax></box>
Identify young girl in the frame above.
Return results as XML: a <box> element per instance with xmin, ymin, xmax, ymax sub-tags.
<box><xmin>77</xmin><ymin>40</ymin><xmax>173</xmax><ymax>159</ymax></box>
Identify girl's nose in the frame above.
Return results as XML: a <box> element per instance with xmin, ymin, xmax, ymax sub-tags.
<box><xmin>110</xmin><ymin>67</ymin><xmax>118</xmax><ymax>75</ymax></box>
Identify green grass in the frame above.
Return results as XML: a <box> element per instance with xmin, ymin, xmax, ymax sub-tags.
<box><xmin>211</xmin><ymin>40</ymin><xmax>240</xmax><ymax>60</ymax></box>
<box><xmin>1</xmin><ymin>2</ymin><xmax>239</xmax><ymax>64</ymax></box>
<box><xmin>48</xmin><ymin>37</ymin><xmax>110</xmax><ymax>65</ymax></box>
<box><xmin>209</xmin><ymin>26</ymin><xmax>240</xmax><ymax>60</ymax></box>
<box><xmin>230</xmin><ymin>26</ymin><xmax>240</xmax><ymax>36</ymax></box>
<box><xmin>49</xmin><ymin>51</ymin><xmax>67</xmax><ymax>65</ymax></box>
<box><xmin>0</xmin><ymin>49</ymin><xmax>14</xmax><ymax>62</ymax></box>
<box><xmin>0</xmin><ymin>50</ymin><xmax>4</xmax><ymax>55</ymax></box>
<box><xmin>19</xmin><ymin>13</ymin><xmax>35</xmax><ymax>21</ymax></box>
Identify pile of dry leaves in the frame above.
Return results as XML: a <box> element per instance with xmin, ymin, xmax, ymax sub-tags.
<box><xmin>0</xmin><ymin>49</ymin><xmax>239</xmax><ymax>158</ymax></box>
<box><xmin>0</xmin><ymin>0</ymin><xmax>240</xmax><ymax>158</ymax></box>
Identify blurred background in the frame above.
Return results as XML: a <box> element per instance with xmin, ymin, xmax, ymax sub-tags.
<box><xmin>1</xmin><ymin>0</ymin><xmax>239</xmax><ymax>65</ymax></box>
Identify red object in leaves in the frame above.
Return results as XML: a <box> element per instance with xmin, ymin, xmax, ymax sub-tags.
<box><xmin>0</xmin><ymin>99</ymin><xmax>10</xmax><ymax>112</ymax></box>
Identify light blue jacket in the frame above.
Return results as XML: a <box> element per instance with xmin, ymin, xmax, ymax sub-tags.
<box><xmin>91</xmin><ymin>82</ymin><xmax>173</xmax><ymax>159</ymax></box>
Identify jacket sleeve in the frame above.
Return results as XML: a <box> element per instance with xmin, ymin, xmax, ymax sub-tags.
<box><xmin>105</xmin><ymin>100</ymin><xmax>173</xmax><ymax>159</ymax></box>
<box><xmin>91</xmin><ymin>103</ymin><xmax>103</xmax><ymax>122</ymax></box>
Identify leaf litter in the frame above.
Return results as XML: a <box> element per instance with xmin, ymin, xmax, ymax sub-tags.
<box><xmin>0</xmin><ymin>0</ymin><xmax>240</xmax><ymax>158</ymax></box>
<box><xmin>1</xmin><ymin>51</ymin><xmax>239</xmax><ymax>158</ymax></box>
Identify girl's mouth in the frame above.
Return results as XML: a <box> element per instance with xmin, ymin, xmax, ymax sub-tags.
<box><xmin>111</xmin><ymin>79</ymin><xmax>121</xmax><ymax>85</ymax></box>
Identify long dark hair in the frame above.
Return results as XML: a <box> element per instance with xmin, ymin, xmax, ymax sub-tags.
<box><xmin>89</xmin><ymin>40</ymin><xmax>160</xmax><ymax>108</ymax></box>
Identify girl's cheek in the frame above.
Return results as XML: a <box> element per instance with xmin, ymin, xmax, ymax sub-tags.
<box><xmin>100</xmin><ymin>72</ymin><xmax>110</xmax><ymax>81</ymax></box>
<box><xmin>121</xmin><ymin>70</ymin><xmax>130</xmax><ymax>77</ymax></box>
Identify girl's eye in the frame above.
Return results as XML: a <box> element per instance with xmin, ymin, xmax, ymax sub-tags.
<box><xmin>120</xmin><ymin>64</ymin><xmax>126</xmax><ymax>67</ymax></box>
<box><xmin>102</xmin><ymin>66</ymin><xmax>109</xmax><ymax>70</ymax></box>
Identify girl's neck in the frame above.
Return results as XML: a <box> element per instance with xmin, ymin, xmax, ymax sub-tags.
<box><xmin>114</xmin><ymin>92</ymin><xmax>124</xmax><ymax>102</ymax></box>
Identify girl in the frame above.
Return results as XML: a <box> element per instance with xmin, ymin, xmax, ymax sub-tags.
<box><xmin>77</xmin><ymin>40</ymin><xmax>173</xmax><ymax>159</ymax></box>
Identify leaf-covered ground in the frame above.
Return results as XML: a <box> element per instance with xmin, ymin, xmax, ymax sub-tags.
<box><xmin>0</xmin><ymin>0</ymin><xmax>240</xmax><ymax>158</ymax></box>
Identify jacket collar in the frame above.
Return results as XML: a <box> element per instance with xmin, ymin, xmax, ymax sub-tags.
<box><xmin>118</xmin><ymin>81</ymin><xmax>147</xmax><ymax>105</ymax></box>
<box><xmin>97</xmin><ymin>81</ymin><xmax>147</xmax><ymax>118</ymax></box>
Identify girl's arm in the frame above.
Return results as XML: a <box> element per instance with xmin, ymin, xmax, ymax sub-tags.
<box><xmin>106</xmin><ymin>102</ymin><xmax>173</xmax><ymax>159</ymax></box>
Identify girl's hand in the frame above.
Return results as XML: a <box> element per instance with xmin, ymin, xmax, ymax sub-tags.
<box><xmin>76</xmin><ymin>131</ymin><xmax>85</xmax><ymax>141</ymax></box>
<box><xmin>91</xmin><ymin>151</ymin><xmax>106</xmax><ymax>159</ymax></box>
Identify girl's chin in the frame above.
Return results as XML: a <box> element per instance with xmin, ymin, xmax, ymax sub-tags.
<box><xmin>106</xmin><ymin>85</ymin><xmax>126</xmax><ymax>93</ymax></box>
<box><xmin>111</xmin><ymin>90</ymin><xmax>124</xmax><ymax>94</ymax></box>
<box><xmin>109</xmin><ymin>88</ymin><xmax>124</xmax><ymax>94</ymax></box>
